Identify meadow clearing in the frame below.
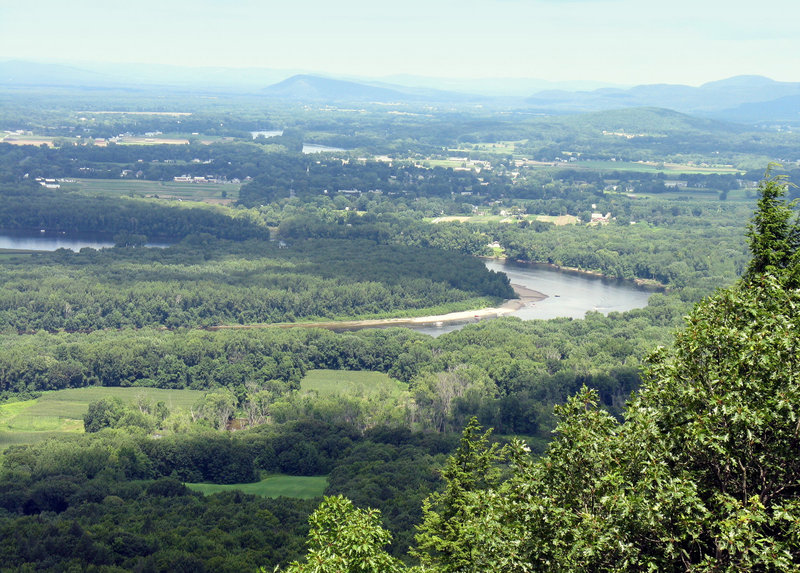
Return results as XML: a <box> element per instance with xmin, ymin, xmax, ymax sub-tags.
<box><xmin>186</xmin><ymin>475</ymin><xmax>328</xmax><ymax>499</ymax></box>
<box><xmin>62</xmin><ymin>178</ymin><xmax>240</xmax><ymax>204</ymax></box>
<box><xmin>299</xmin><ymin>369</ymin><xmax>407</xmax><ymax>398</ymax></box>
<box><xmin>0</xmin><ymin>387</ymin><xmax>203</xmax><ymax>450</ymax></box>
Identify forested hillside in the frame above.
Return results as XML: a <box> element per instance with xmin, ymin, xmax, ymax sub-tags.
<box><xmin>277</xmin><ymin>173</ymin><xmax>800</xmax><ymax>571</ymax></box>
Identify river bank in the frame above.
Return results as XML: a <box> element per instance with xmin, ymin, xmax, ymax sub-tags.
<box><xmin>503</xmin><ymin>258</ymin><xmax>665</xmax><ymax>290</ymax></box>
<box><xmin>209</xmin><ymin>283</ymin><xmax>547</xmax><ymax>332</ymax></box>
<box><xmin>209</xmin><ymin>257</ymin><xmax>654</xmax><ymax>334</ymax></box>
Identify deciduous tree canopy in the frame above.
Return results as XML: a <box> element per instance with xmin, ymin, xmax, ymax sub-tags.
<box><xmin>284</xmin><ymin>171</ymin><xmax>800</xmax><ymax>570</ymax></box>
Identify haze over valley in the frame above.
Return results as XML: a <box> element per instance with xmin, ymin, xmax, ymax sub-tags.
<box><xmin>1</xmin><ymin>0</ymin><xmax>800</xmax><ymax>570</ymax></box>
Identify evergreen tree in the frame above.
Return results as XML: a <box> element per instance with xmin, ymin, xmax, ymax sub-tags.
<box><xmin>412</xmin><ymin>417</ymin><xmax>502</xmax><ymax>572</ymax></box>
<box><xmin>745</xmin><ymin>166</ymin><xmax>800</xmax><ymax>283</ymax></box>
<box><xmin>272</xmin><ymin>169</ymin><xmax>800</xmax><ymax>571</ymax></box>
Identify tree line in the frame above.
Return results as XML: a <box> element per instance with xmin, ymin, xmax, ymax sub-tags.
<box><xmin>274</xmin><ymin>170</ymin><xmax>800</xmax><ymax>572</ymax></box>
<box><xmin>0</xmin><ymin>237</ymin><xmax>512</xmax><ymax>333</ymax></box>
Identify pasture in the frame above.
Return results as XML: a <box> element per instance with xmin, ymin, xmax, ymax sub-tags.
<box><xmin>0</xmin><ymin>134</ymin><xmax>56</xmax><ymax>147</ymax></box>
<box><xmin>0</xmin><ymin>387</ymin><xmax>203</xmax><ymax>450</ymax></box>
<box><xmin>77</xmin><ymin>111</ymin><xmax>192</xmax><ymax>116</ymax></box>
<box><xmin>300</xmin><ymin>369</ymin><xmax>407</xmax><ymax>398</ymax></box>
<box><xmin>0</xmin><ymin>249</ymin><xmax>35</xmax><ymax>260</ymax></box>
<box><xmin>187</xmin><ymin>475</ymin><xmax>328</xmax><ymax>499</ymax></box>
<box><xmin>116</xmin><ymin>136</ymin><xmax>190</xmax><ymax>145</ymax></box>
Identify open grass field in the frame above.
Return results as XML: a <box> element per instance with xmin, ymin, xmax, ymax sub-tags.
<box><xmin>116</xmin><ymin>136</ymin><xmax>190</xmax><ymax>145</ymax></box>
<box><xmin>187</xmin><ymin>475</ymin><xmax>328</xmax><ymax>499</ymax></box>
<box><xmin>1</xmin><ymin>136</ymin><xmax>55</xmax><ymax>147</ymax></box>
<box><xmin>62</xmin><ymin>178</ymin><xmax>240</xmax><ymax>203</ymax></box>
<box><xmin>419</xmin><ymin>159</ymin><xmax>475</xmax><ymax>169</ymax></box>
<box><xmin>0</xmin><ymin>387</ymin><xmax>204</xmax><ymax>451</ymax></box>
<box><xmin>0</xmin><ymin>249</ymin><xmax>35</xmax><ymax>260</ymax></box>
<box><xmin>451</xmin><ymin>141</ymin><xmax>522</xmax><ymax>155</ymax></box>
<box><xmin>300</xmin><ymin>369</ymin><xmax>407</xmax><ymax>398</ymax></box>
<box><xmin>534</xmin><ymin>214</ymin><xmax>580</xmax><ymax>225</ymax></box>
<box><xmin>628</xmin><ymin>188</ymin><xmax>755</xmax><ymax>202</ymax></box>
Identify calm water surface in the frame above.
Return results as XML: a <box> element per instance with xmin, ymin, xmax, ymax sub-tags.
<box><xmin>0</xmin><ymin>233</ymin><xmax>655</xmax><ymax>335</ymax></box>
<box><xmin>302</xmin><ymin>143</ymin><xmax>345</xmax><ymax>154</ymax></box>
<box><xmin>410</xmin><ymin>259</ymin><xmax>655</xmax><ymax>336</ymax></box>
<box><xmin>0</xmin><ymin>230</ymin><xmax>169</xmax><ymax>251</ymax></box>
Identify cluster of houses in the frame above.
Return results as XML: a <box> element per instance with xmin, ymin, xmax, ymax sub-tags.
<box><xmin>172</xmin><ymin>175</ymin><xmax>240</xmax><ymax>184</ymax></box>
<box><xmin>590</xmin><ymin>203</ymin><xmax>612</xmax><ymax>225</ymax></box>
<box><xmin>35</xmin><ymin>177</ymin><xmax>61</xmax><ymax>189</ymax></box>
<box><xmin>590</xmin><ymin>212</ymin><xmax>613</xmax><ymax>224</ymax></box>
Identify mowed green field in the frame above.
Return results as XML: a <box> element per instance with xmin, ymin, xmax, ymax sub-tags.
<box><xmin>187</xmin><ymin>475</ymin><xmax>328</xmax><ymax>499</ymax></box>
<box><xmin>300</xmin><ymin>369</ymin><xmax>407</xmax><ymax>398</ymax></box>
<box><xmin>62</xmin><ymin>178</ymin><xmax>240</xmax><ymax>203</ymax></box>
<box><xmin>0</xmin><ymin>372</ymin><xmax>399</xmax><ymax>451</ymax></box>
<box><xmin>0</xmin><ymin>250</ymin><xmax>35</xmax><ymax>260</ymax></box>
<box><xmin>0</xmin><ymin>387</ymin><xmax>204</xmax><ymax>450</ymax></box>
<box><xmin>451</xmin><ymin>141</ymin><xmax>522</xmax><ymax>154</ymax></box>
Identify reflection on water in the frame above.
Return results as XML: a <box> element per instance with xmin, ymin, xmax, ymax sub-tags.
<box><xmin>411</xmin><ymin>259</ymin><xmax>655</xmax><ymax>336</ymax></box>
<box><xmin>0</xmin><ymin>230</ymin><xmax>169</xmax><ymax>252</ymax></box>
<box><xmin>484</xmin><ymin>259</ymin><xmax>653</xmax><ymax>320</ymax></box>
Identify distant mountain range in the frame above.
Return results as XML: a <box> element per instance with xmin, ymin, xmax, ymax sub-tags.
<box><xmin>261</xmin><ymin>74</ymin><xmax>479</xmax><ymax>103</ymax></box>
<box><xmin>0</xmin><ymin>60</ymin><xmax>298</xmax><ymax>92</ymax></box>
<box><xmin>262</xmin><ymin>74</ymin><xmax>800</xmax><ymax>124</ymax></box>
<box><xmin>1</xmin><ymin>60</ymin><xmax>798</xmax><ymax>124</ymax></box>
<box><xmin>525</xmin><ymin>75</ymin><xmax>800</xmax><ymax>118</ymax></box>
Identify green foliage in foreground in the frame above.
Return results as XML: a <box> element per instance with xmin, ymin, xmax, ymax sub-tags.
<box><xmin>276</xmin><ymin>495</ymin><xmax>405</xmax><ymax>573</ymax></box>
<box><xmin>187</xmin><ymin>475</ymin><xmax>328</xmax><ymax>499</ymax></box>
<box><xmin>281</xmin><ymin>173</ymin><xmax>800</xmax><ymax>571</ymax></box>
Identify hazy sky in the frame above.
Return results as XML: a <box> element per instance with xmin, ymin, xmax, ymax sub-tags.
<box><xmin>1</xmin><ymin>0</ymin><xmax>798</xmax><ymax>85</ymax></box>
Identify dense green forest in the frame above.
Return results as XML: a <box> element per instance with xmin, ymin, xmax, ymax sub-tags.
<box><xmin>0</xmin><ymin>420</ymin><xmax>455</xmax><ymax>570</ymax></box>
<box><xmin>2</xmin><ymin>178</ymin><xmax>797</xmax><ymax>570</ymax></box>
<box><xmin>0</xmin><ymin>237</ymin><xmax>511</xmax><ymax>332</ymax></box>
<box><xmin>0</xmin><ymin>183</ymin><xmax>266</xmax><ymax>242</ymax></box>
<box><xmin>2</xmin><ymin>89</ymin><xmax>799</xmax><ymax>570</ymax></box>
<box><xmin>275</xmin><ymin>172</ymin><xmax>800</xmax><ymax>572</ymax></box>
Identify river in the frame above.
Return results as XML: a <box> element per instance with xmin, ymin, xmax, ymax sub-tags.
<box><xmin>408</xmin><ymin>259</ymin><xmax>655</xmax><ymax>336</ymax></box>
<box><xmin>249</xmin><ymin>133</ymin><xmax>346</xmax><ymax>154</ymax></box>
<box><xmin>302</xmin><ymin>143</ymin><xmax>345</xmax><ymax>154</ymax></box>
<box><xmin>0</xmin><ymin>230</ymin><xmax>169</xmax><ymax>251</ymax></box>
<box><xmin>1</xmin><ymin>230</ymin><xmax>655</xmax><ymax>335</ymax></box>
